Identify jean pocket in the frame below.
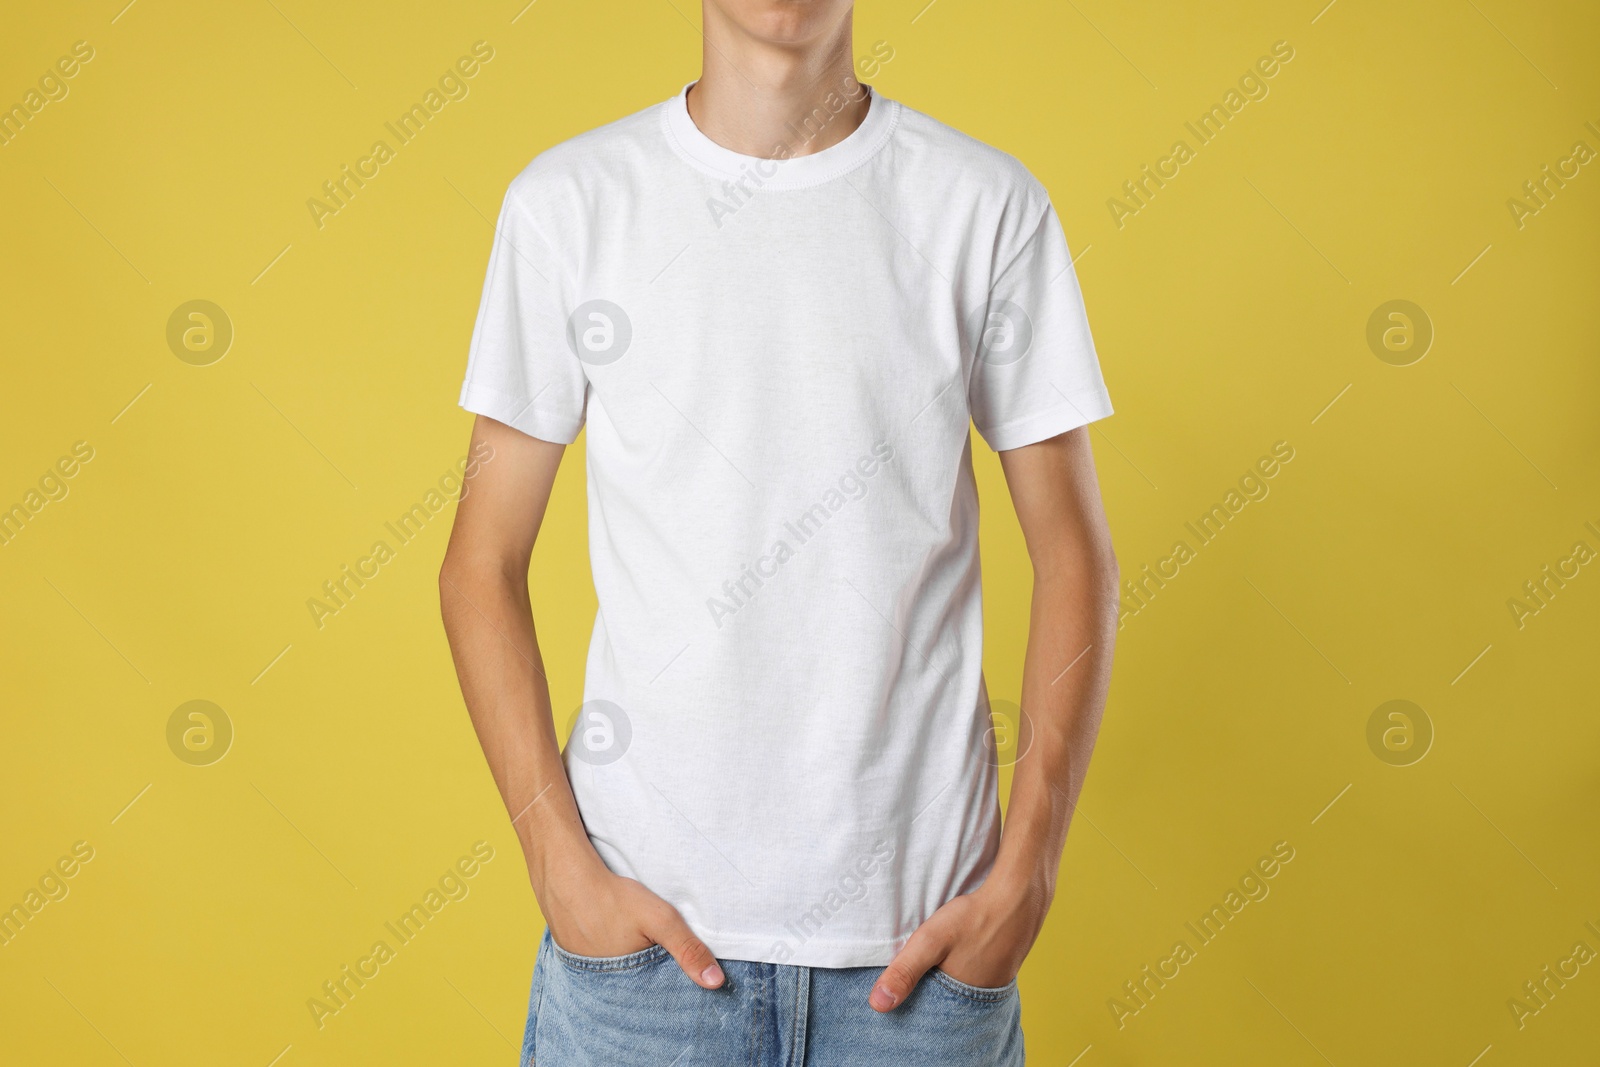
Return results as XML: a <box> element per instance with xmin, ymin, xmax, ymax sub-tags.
<box><xmin>545</xmin><ymin>934</ymin><xmax>671</xmax><ymax>974</ymax></box>
<box><xmin>928</xmin><ymin>968</ymin><xmax>1018</xmax><ymax>1004</ymax></box>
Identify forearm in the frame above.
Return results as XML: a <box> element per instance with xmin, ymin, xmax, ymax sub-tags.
<box><xmin>989</xmin><ymin>551</ymin><xmax>1118</xmax><ymax>903</ymax></box>
<box><xmin>438</xmin><ymin>557</ymin><xmax>601</xmax><ymax>900</ymax></box>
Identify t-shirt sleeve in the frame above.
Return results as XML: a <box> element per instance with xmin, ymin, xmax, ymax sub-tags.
<box><xmin>968</xmin><ymin>199</ymin><xmax>1113</xmax><ymax>452</ymax></box>
<box><xmin>457</xmin><ymin>186</ymin><xmax>588</xmax><ymax>444</ymax></box>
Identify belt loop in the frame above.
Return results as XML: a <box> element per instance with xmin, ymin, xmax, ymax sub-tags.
<box><xmin>786</xmin><ymin>965</ymin><xmax>811</xmax><ymax>1067</ymax></box>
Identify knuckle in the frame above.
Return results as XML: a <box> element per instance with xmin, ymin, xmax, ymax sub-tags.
<box><xmin>677</xmin><ymin>939</ymin><xmax>712</xmax><ymax>968</ymax></box>
<box><xmin>648</xmin><ymin>903</ymin><xmax>685</xmax><ymax>934</ymax></box>
<box><xmin>883</xmin><ymin>962</ymin><xmax>919</xmax><ymax>992</ymax></box>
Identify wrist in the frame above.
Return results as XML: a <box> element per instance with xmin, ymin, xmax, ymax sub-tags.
<box><xmin>524</xmin><ymin>827</ymin><xmax>607</xmax><ymax>899</ymax></box>
<box><xmin>986</xmin><ymin>853</ymin><xmax>1057</xmax><ymax>912</ymax></box>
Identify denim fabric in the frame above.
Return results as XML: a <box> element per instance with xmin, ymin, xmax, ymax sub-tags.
<box><xmin>520</xmin><ymin>928</ymin><xmax>1024</xmax><ymax>1066</ymax></box>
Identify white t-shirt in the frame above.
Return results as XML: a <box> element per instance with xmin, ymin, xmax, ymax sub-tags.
<box><xmin>460</xmin><ymin>82</ymin><xmax>1112</xmax><ymax>967</ymax></box>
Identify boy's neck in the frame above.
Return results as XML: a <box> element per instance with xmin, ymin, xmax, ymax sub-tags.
<box><xmin>689</xmin><ymin>5</ymin><xmax>869</xmax><ymax>160</ymax></box>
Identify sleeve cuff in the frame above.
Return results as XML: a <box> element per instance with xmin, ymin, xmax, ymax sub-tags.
<box><xmin>977</xmin><ymin>387</ymin><xmax>1114</xmax><ymax>452</ymax></box>
<box><xmin>459</xmin><ymin>379</ymin><xmax>584</xmax><ymax>445</ymax></box>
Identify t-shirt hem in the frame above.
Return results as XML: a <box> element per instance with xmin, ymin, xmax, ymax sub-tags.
<box><xmin>978</xmin><ymin>387</ymin><xmax>1114</xmax><ymax>452</ymax></box>
<box><xmin>701</xmin><ymin>930</ymin><xmax>906</xmax><ymax>969</ymax></box>
<box><xmin>459</xmin><ymin>379</ymin><xmax>582</xmax><ymax>445</ymax></box>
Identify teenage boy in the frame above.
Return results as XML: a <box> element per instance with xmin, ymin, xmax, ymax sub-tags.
<box><xmin>440</xmin><ymin>1</ymin><xmax>1118</xmax><ymax>1063</ymax></box>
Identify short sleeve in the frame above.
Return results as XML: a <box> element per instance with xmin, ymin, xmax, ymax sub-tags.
<box><xmin>458</xmin><ymin>187</ymin><xmax>588</xmax><ymax>444</ymax></box>
<box><xmin>968</xmin><ymin>200</ymin><xmax>1113</xmax><ymax>452</ymax></box>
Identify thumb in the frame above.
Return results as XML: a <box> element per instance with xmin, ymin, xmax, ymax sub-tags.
<box><xmin>644</xmin><ymin>904</ymin><xmax>725</xmax><ymax>989</ymax></box>
<box><xmin>870</xmin><ymin>921</ymin><xmax>949</xmax><ymax>1012</ymax></box>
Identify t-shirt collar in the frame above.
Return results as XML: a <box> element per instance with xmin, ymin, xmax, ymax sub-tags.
<box><xmin>662</xmin><ymin>79</ymin><xmax>898</xmax><ymax>189</ymax></box>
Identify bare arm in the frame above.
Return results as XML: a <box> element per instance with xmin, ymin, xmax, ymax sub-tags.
<box><xmin>871</xmin><ymin>426</ymin><xmax>1118</xmax><ymax>1010</ymax></box>
<box><xmin>439</xmin><ymin>415</ymin><xmax>725</xmax><ymax>987</ymax></box>
<box><xmin>988</xmin><ymin>424</ymin><xmax>1119</xmax><ymax>904</ymax></box>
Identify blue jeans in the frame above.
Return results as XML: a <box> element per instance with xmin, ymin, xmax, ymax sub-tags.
<box><xmin>521</xmin><ymin>929</ymin><xmax>1024</xmax><ymax>1065</ymax></box>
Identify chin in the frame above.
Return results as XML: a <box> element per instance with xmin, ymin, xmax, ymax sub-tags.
<box><xmin>710</xmin><ymin>0</ymin><xmax>852</xmax><ymax>46</ymax></box>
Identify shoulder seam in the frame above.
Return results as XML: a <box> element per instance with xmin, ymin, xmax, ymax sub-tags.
<box><xmin>988</xmin><ymin>195</ymin><xmax>1055</xmax><ymax>293</ymax></box>
<box><xmin>499</xmin><ymin>187</ymin><xmax>575</xmax><ymax>291</ymax></box>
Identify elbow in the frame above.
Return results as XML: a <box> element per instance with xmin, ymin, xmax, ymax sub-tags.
<box><xmin>437</xmin><ymin>558</ymin><xmax>457</xmax><ymax>620</ymax></box>
<box><xmin>1103</xmin><ymin>546</ymin><xmax>1121</xmax><ymax>622</ymax></box>
<box><xmin>439</xmin><ymin>547</ymin><xmax>524</xmax><ymax>611</ymax></box>
<box><xmin>438</xmin><ymin>550</ymin><xmax>462</xmax><ymax>589</ymax></box>
<box><xmin>438</xmin><ymin>549</ymin><xmax>475</xmax><ymax>617</ymax></box>
<box><xmin>1031</xmin><ymin>539</ymin><xmax>1120</xmax><ymax>620</ymax></box>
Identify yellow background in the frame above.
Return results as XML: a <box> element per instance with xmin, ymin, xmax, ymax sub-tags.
<box><xmin>2</xmin><ymin>1</ymin><xmax>1597</xmax><ymax>1063</ymax></box>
